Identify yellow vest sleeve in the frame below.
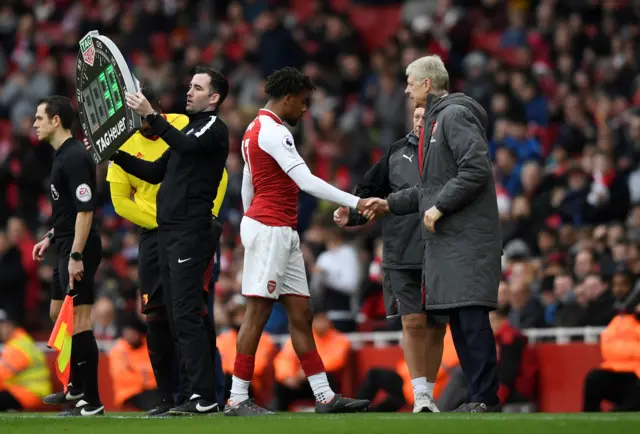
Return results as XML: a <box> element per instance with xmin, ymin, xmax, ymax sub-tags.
<box><xmin>110</xmin><ymin>182</ymin><xmax>158</xmax><ymax>229</ymax></box>
<box><xmin>212</xmin><ymin>168</ymin><xmax>228</xmax><ymax>217</ymax></box>
<box><xmin>106</xmin><ymin>161</ymin><xmax>130</xmax><ymax>184</ymax></box>
<box><xmin>167</xmin><ymin>113</ymin><xmax>190</xmax><ymax>131</ymax></box>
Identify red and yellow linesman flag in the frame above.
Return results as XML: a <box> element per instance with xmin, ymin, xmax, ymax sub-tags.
<box><xmin>47</xmin><ymin>295</ymin><xmax>74</xmax><ymax>388</ymax></box>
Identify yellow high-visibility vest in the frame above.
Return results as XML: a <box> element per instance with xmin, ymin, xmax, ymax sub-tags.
<box><xmin>4</xmin><ymin>330</ymin><xmax>52</xmax><ymax>398</ymax></box>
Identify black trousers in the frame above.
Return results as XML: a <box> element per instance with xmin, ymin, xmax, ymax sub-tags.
<box><xmin>158</xmin><ymin>219</ymin><xmax>221</xmax><ymax>402</ymax></box>
<box><xmin>356</xmin><ymin>368</ymin><xmax>406</xmax><ymax>412</ymax></box>
<box><xmin>0</xmin><ymin>391</ymin><xmax>21</xmax><ymax>411</ymax></box>
<box><xmin>448</xmin><ymin>306</ymin><xmax>499</xmax><ymax>405</ymax></box>
<box><xmin>583</xmin><ymin>369</ymin><xmax>640</xmax><ymax>412</ymax></box>
<box><xmin>124</xmin><ymin>389</ymin><xmax>163</xmax><ymax>411</ymax></box>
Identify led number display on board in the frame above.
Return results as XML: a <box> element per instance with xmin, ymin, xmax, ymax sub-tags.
<box><xmin>75</xmin><ymin>31</ymin><xmax>141</xmax><ymax>163</ymax></box>
<box><xmin>81</xmin><ymin>64</ymin><xmax>124</xmax><ymax>134</ymax></box>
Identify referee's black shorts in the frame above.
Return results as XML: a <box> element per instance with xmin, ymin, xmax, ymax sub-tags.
<box><xmin>139</xmin><ymin>228</ymin><xmax>163</xmax><ymax>314</ymax></box>
<box><xmin>51</xmin><ymin>231</ymin><xmax>102</xmax><ymax>306</ymax></box>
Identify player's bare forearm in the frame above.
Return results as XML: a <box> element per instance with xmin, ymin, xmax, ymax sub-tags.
<box><xmin>71</xmin><ymin>211</ymin><xmax>93</xmax><ymax>253</ymax></box>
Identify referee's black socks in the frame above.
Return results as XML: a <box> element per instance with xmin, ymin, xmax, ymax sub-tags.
<box><xmin>72</xmin><ymin>331</ymin><xmax>101</xmax><ymax>406</ymax></box>
<box><xmin>68</xmin><ymin>349</ymin><xmax>84</xmax><ymax>394</ymax></box>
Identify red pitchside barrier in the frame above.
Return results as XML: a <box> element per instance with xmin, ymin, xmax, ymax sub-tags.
<box><xmin>39</xmin><ymin>342</ymin><xmax>602</xmax><ymax>413</ymax></box>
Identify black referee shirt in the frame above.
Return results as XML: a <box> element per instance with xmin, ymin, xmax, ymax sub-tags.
<box><xmin>49</xmin><ymin>138</ymin><xmax>98</xmax><ymax>238</ymax></box>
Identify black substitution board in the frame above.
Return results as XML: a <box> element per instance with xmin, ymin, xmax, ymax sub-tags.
<box><xmin>75</xmin><ymin>31</ymin><xmax>141</xmax><ymax>163</ymax></box>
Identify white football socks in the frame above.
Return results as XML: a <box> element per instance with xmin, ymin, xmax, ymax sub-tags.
<box><xmin>412</xmin><ymin>377</ymin><xmax>436</xmax><ymax>397</ymax></box>
<box><xmin>229</xmin><ymin>375</ymin><xmax>250</xmax><ymax>405</ymax></box>
<box><xmin>426</xmin><ymin>381</ymin><xmax>435</xmax><ymax>396</ymax></box>
<box><xmin>412</xmin><ymin>377</ymin><xmax>428</xmax><ymax>394</ymax></box>
<box><xmin>308</xmin><ymin>372</ymin><xmax>335</xmax><ymax>403</ymax></box>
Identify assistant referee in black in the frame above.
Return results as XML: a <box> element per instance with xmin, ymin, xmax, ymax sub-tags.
<box><xmin>110</xmin><ymin>66</ymin><xmax>229</xmax><ymax>415</ymax></box>
<box><xmin>32</xmin><ymin>96</ymin><xmax>104</xmax><ymax>416</ymax></box>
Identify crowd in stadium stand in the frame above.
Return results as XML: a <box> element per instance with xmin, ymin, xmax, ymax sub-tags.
<box><xmin>0</xmin><ymin>0</ymin><xmax>639</xmax><ymax>351</ymax></box>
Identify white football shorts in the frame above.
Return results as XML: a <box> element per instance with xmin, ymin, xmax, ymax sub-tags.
<box><xmin>240</xmin><ymin>216</ymin><xmax>310</xmax><ymax>299</ymax></box>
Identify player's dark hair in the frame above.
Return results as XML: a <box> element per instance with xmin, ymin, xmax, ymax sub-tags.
<box><xmin>264</xmin><ymin>67</ymin><xmax>316</xmax><ymax>100</ymax></box>
<box><xmin>193</xmin><ymin>65</ymin><xmax>229</xmax><ymax>108</ymax></box>
<box><xmin>39</xmin><ymin>95</ymin><xmax>74</xmax><ymax>130</ymax></box>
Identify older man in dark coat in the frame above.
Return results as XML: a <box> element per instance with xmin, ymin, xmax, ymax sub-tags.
<box><xmin>364</xmin><ymin>55</ymin><xmax>502</xmax><ymax>412</ymax></box>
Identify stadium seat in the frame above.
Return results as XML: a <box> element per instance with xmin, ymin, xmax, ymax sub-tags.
<box><xmin>348</xmin><ymin>5</ymin><xmax>402</xmax><ymax>51</ymax></box>
<box><xmin>329</xmin><ymin>0</ymin><xmax>351</xmax><ymax>14</ymax></box>
<box><xmin>471</xmin><ymin>31</ymin><xmax>502</xmax><ymax>54</ymax></box>
<box><xmin>291</xmin><ymin>0</ymin><xmax>316</xmax><ymax>22</ymax></box>
<box><xmin>0</xmin><ymin>120</ymin><xmax>12</xmax><ymax>139</ymax></box>
<box><xmin>150</xmin><ymin>33</ymin><xmax>170</xmax><ymax>63</ymax></box>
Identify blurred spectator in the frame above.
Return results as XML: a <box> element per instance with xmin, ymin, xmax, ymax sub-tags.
<box><xmin>0</xmin><ymin>308</ymin><xmax>51</xmax><ymax>411</ymax></box>
<box><xmin>375</xmin><ymin>69</ymin><xmax>407</xmax><ymax>147</ymax></box>
<box><xmin>502</xmin><ymin>112</ymin><xmax>542</xmax><ymax>164</ymax></box>
<box><xmin>311</xmin><ymin>227</ymin><xmax>361</xmax><ymax>332</ymax></box>
<box><xmin>0</xmin><ymin>227</ymin><xmax>26</xmax><ymax>325</ymax></box>
<box><xmin>217</xmin><ymin>295</ymin><xmax>276</xmax><ymax>403</ymax></box>
<box><xmin>495</xmin><ymin>147</ymin><xmax>522</xmax><ymax>197</ymax></box>
<box><xmin>6</xmin><ymin>216</ymin><xmax>39</xmax><ymax>325</ymax></box>
<box><xmin>507</xmin><ymin>277</ymin><xmax>547</xmax><ymax>329</ymax></box>
<box><xmin>582</xmin><ymin>273</ymin><xmax>617</xmax><ymax>327</ymax></box>
<box><xmin>254</xmin><ymin>9</ymin><xmax>305</xmax><ymax>78</ymax></box>
<box><xmin>0</xmin><ymin>0</ymin><xmax>639</xmax><ymax>340</ymax></box>
<box><xmin>273</xmin><ymin>311</ymin><xmax>350</xmax><ymax>411</ymax></box>
<box><xmin>357</xmin><ymin>327</ymin><xmax>459</xmax><ymax>412</ymax></box>
<box><xmin>355</xmin><ymin>360</ymin><xmax>408</xmax><ymax>413</ymax></box>
<box><xmin>584</xmin><ymin>151</ymin><xmax>630</xmax><ymax>224</ymax></box>
<box><xmin>358</xmin><ymin>238</ymin><xmax>396</xmax><ymax>331</ymax></box>
<box><xmin>92</xmin><ymin>296</ymin><xmax>117</xmax><ymax>341</ymax></box>
<box><xmin>551</xmin><ymin>271</ymin><xmax>584</xmax><ymax>327</ymax></box>
<box><xmin>574</xmin><ymin>249</ymin><xmax>597</xmax><ymax>282</ymax></box>
<box><xmin>108</xmin><ymin>314</ymin><xmax>159</xmax><ymax>411</ymax></box>
<box><xmin>582</xmin><ymin>283</ymin><xmax>640</xmax><ymax>412</ymax></box>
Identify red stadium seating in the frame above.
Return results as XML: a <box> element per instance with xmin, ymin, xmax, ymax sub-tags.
<box><xmin>348</xmin><ymin>5</ymin><xmax>402</xmax><ymax>51</ymax></box>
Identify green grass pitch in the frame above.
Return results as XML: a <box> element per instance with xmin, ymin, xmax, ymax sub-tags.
<box><xmin>1</xmin><ymin>413</ymin><xmax>639</xmax><ymax>434</ymax></box>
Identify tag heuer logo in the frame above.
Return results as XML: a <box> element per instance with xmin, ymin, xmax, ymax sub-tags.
<box><xmin>80</xmin><ymin>35</ymin><xmax>95</xmax><ymax>66</ymax></box>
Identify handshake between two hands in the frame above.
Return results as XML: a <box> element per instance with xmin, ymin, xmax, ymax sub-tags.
<box><xmin>333</xmin><ymin>199</ymin><xmax>444</xmax><ymax>233</ymax></box>
<box><xmin>333</xmin><ymin>198</ymin><xmax>389</xmax><ymax>227</ymax></box>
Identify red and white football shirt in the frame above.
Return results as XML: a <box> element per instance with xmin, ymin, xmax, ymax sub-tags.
<box><xmin>241</xmin><ymin>109</ymin><xmax>305</xmax><ymax>228</ymax></box>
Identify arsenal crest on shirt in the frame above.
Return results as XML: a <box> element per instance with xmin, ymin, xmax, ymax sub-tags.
<box><xmin>431</xmin><ymin>121</ymin><xmax>438</xmax><ymax>135</ymax></box>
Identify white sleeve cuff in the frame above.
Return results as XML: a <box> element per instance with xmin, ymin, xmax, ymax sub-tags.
<box><xmin>288</xmin><ymin>164</ymin><xmax>360</xmax><ymax>208</ymax></box>
<box><xmin>241</xmin><ymin>166</ymin><xmax>254</xmax><ymax>212</ymax></box>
